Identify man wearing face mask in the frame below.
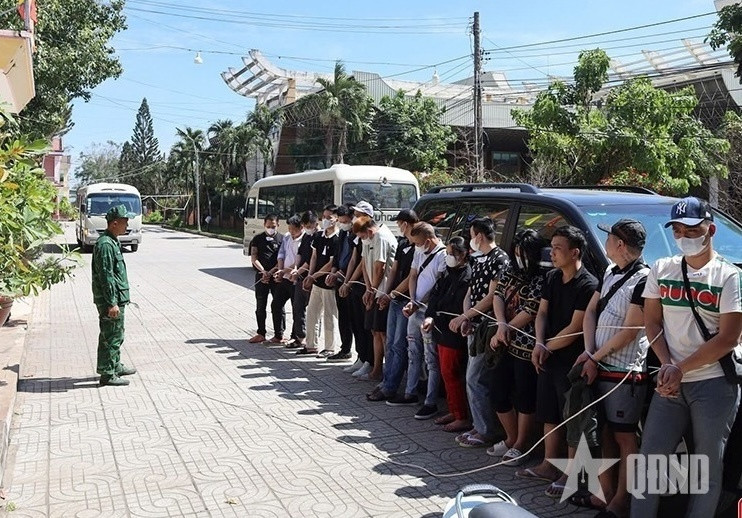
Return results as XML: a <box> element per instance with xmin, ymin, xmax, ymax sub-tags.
<box><xmin>326</xmin><ymin>205</ymin><xmax>355</xmax><ymax>362</ymax></box>
<box><xmin>631</xmin><ymin>197</ymin><xmax>742</xmax><ymax>517</ymax></box>
<box><xmin>386</xmin><ymin>223</ymin><xmax>447</xmax><ymax>420</ymax></box>
<box><xmin>299</xmin><ymin>205</ymin><xmax>341</xmax><ymax>356</ymax></box>
<box><xmin>249</xmin><ymin>214</ymin><xmax>285</xmax><ymax>344</ymax></box>
<box><xmin>273</xmin><ymin>215</ymin><xmax>307</xmax><ymax>348</ymax></box>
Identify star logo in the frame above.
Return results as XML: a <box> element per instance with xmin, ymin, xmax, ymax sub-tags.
<box><xmin>546</xmin><ymin>435</ymin><xmax>619</xmax><ymax>503</ymax></box>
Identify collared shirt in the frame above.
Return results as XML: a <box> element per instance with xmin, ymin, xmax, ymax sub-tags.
<box><xmin>277</xmin><ymin>232</ymin><xmax>302</xmax><ymax>270</ymax></box>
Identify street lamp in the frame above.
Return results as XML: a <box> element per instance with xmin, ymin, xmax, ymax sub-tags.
<box><xmin>179</xmin><ymin>130</ymin><xmax>201</xmax><ymax>232</ymax></box>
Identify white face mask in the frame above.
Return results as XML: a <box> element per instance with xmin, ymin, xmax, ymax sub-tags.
<box><xmin>304</xmin><ymin>227</ymin><xmax>316</xmax><ymax>236</ymax></box>
<box><xmin>469</xmin><ymin>237</ymin><xmax>480</xmax><ymax>254</ymax></box>
<box><xmin>675</xmin><ymin>234</ymin><xmax>708</xmax><ymax>256</ymax></box>
<box><xmin>445</xmin><ymin>254</ymin><xmax>458</xmax><ymax>268</ymax></box>
<box><xmin>362</xmin><ymin>238</ymin><xmax>372</xmax><ymax>246</ymax></box>
<box><xmin>415</xmin><ymin>244</ymin><xmax>428</xmax><ymax>254</ymax></box>
<box><xmin>339</xmin><ymin>222</ymin><xmax>351</xmax><ymax>232</ymax></box>
<box><xmin>265</xmin><ymin>227</ymin><xmax>276</xmax><ymax>236</ymax></box>
<box><xmin>352</xmin><ymin>216</ymin><xmax>359</xmax><ymax>224</ymax></box>
<box><xmin>515</xmin><ymin>256</ymin><xmax>526</xmax><ymax>270</ymax></box>
<box><xmin>321</xmin><ymin>219</ymin><xmax>334</xmax><ymax>230</ymax></box>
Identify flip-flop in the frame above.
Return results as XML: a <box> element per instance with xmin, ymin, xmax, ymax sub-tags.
<box><xmin>455</xmin><ymin>430</ymin><xmax>475</xmax><ymax>443</ymax></box>
<box><xmin>501</xmin><ymin>448</ymin><xmax>529</xmax><ymax>466</ymax></box>
<box><xmin>568</xmin><ymin>493</ymin><xmax>606</xmax><ymax>511</ymax></box>
<box><xmin>545</xmin><ymin>481</ymin><xmax>566</xmax><ymax>498</ymax></box>
<box><xmin>434</xmin><ymin>414</ymin><xmax>456</xmax><ymax>426</ymax></box>
<box><xmin>442</xmin><ymin>422</ymin><xmax>472</xmax><ymax>433</ymax></box>
<box><xmin>515</xmin><ymin>468</ymin><xmax>559</xmax><ymax>483</ymax></box>
<box><xmin>458</xmin><ymin>434</ymin><xmax>494</xmax><ymax>448</ymax></box>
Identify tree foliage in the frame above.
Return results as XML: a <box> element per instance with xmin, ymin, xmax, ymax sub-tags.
<box><xmin>709</xmin><ymin>4</ymin><xmax>742</xmax><ymax>79</ymax></box>
<box><xmin>75</xmin><ymin>141</ymin><xmax>122</xmax><ymax>186</ymax></box>
<box><xmin>718</xmin><ymin>111</ymin><xmax>742</xmax><ymax>221</ymax></box>
<box><xmin>0</xmin><ymin>0</ymin><xmax>126</xmax><ymax>138</ymax></box>
<box><xmin>119</xmin><ymin>98</ymin><xmax>165</xmax><ymax>194</ymax></box>
<box><xmin>512</xmin><ymin>49</ymin><xmax>729</xmax><ymax>194</ymax></box>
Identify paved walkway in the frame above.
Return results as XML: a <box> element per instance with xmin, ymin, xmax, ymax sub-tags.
<box><xmin>1</xmin><ymin>224</ymin><xmax>590</xmax><ymax>517</ymax></box>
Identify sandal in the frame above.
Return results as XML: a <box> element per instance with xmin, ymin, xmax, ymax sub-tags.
<box><xmin>501</xmin><ymin>447</ymin><xmax>528</xmax><ymax>466</ymax></box>
<box><xmin>458</xmin><ymin>434</ymin><xmax>494</xmax><ymax>448</ymax></box>
<box><xmin>568</xmin><ymin>493</ymin><xmax>606</xmax><ymax>511</ymax></box>
<box><xmin>442</xmin><ymin>421</ymin><xmax>472</xmax><ymax>433</ymax></box>
<box><xmin>295</xmin><ymin>347</ymin><xmax>318</xmax><ymax>355</ymax></box>
<box><xmin>366</xmin><ymin>388</ymin><xmax>389</xmax><ymax>402</ymax></box>
<box><xmin>455</xmin><ymin>430</ymin><xmax>475</xmax><ymax>444</ymax></box>
<box><xmin>285</xmin><ymin>341</ymin><xmax>302</xmax><ymax>349</ymax></box>
<box><xmin>515</xmin><ymin>468</ymin><xmax>559</xmax><ymax>483</ymax></box>
<box><xmin>434</xmin><ymin>414</ymin><xmax>456</xmax><ymax>426</ymax></box>
<box><xmin>545</xmin><ymin>481</ymin><xmax>566</xmax><ymax>498</ymax></box>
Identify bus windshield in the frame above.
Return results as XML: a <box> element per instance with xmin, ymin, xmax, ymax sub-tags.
<box><xmin>342</xmin><ymin>182</ymin><xmax>417</xmax><ymax>210</ymax></box>
<box><xmin>580</xmin><ymin>203</ymin><xmax>742</xmax><ymax>266</ymax></box>
<box><xmin>88</xmin><ymin>194</ymin><xmax>142</xmax><ymax>216</ymax></box>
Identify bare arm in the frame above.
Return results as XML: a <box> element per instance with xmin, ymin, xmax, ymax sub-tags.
<box><xmin>583</xmin><ymin>292</ymin><xmax>600</xmax><ymax>354</ymax></box>
<box><xmin>644</xmin><ymin>297</ymin><xmax>671</xmax><ymax>365</ymax></box>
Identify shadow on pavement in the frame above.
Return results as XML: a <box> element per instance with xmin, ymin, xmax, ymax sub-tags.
<box><xmin>183</xmin><ymin>337</ymin><xmax>584</xmax><ymax>518</ymax></box>
<box><xmin>17</xmin><ymin>376</ymin><xmax>100</xmax><ymax>392</ymax></box>
<box><xmin>199</xmin><ymin>267</ymin><xmax>252</xmax><ymax>289</ymax></box>
<box><xmin>42</xmin><ymin>243</ymin><xmax>80</xmax><ymax>254</ymax></box>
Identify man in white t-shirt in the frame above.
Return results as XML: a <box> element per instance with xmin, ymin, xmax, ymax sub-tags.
<box><xmin>386</xmin><ymin>223</ymin><xmax>447</xmax><ymax>419</ymax></box>
<box><xmin>631</xmin><ymin>197</ymin><xmax>742</xmax><ymax>517</ymax></box>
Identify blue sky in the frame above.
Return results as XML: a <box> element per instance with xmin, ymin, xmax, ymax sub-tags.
<box><xmin>66</xmin><ymin>0</ymin><xmax>720</xmax><ymax>177</ymax></box>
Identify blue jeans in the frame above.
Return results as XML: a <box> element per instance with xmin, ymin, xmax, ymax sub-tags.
<box><xmin>405</xmin><ymin>308</ymin><xmax>441</xmax><ymax>406</ymax></box>
<box><xmin>465</xmin><ymin>339</ymin><xmax>497</xmax><ymax>438</ymax></box>
<box><xmin>381</xmin><ymin>300</ymin><xmax>408</xmax><ymax>395</ymax></box>
<box><xmin>630</xmin><ymin>376</ymin><xmax>740</xmax><ymax>518</ymax></box>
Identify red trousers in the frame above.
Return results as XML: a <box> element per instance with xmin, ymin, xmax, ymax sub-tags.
<box><xmin>438</xmin><ymin>345</ymin><xmax>469</xmax><ymax>420</ymax></box>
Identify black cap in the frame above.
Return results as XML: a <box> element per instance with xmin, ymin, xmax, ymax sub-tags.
<box><xmin>391</xmin><ymin>209</ymin><xmax>418</xmax><ymax>223</ymax></box>
<box><xmin>597</xmin><ymin>219</ymin><xmax>647</xmax><ymax>248</ymax></box>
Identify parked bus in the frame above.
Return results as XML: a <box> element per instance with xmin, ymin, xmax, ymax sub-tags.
<box><xmin>76</xmin><ymin>183</ymin><xmax>143</xmax><ymax>252</ymax></box>
<box><xmin>242</xmin><ymin>165</ymin><xmax>419</xmax><ymax>255</ymax></box>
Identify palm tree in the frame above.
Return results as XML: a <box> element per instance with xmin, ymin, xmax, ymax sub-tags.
<box><xmin>207</xmin><ymin>119</ymin><xmax>237</xmax><ymax>225</ymax></box>
<box><xmin>315</xmin><ymin>62</ymin><xmax>373</xmax><ymax>164</ymax></box>
<box><xmin>174</xmin><ymin>127</ymin><xmax>206</xmax><ymax>227</ymax></box>
<box><xmin>247</xmin><ymin>105</ymin><xmax>281</xmax><ymax>179</ymax></box>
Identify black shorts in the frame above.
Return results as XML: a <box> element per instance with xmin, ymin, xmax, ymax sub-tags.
<box><xmin>535</xmin><ymin>353</ymin><xmax>573</xmax><ymax>425</ymax></box>
<box><xmin>491</xmin><ymin>352</ymin><xmax>538</xmax><ymax>414</ymax></box>
<box><xmin>364</xmin><ymin>303</ymin><xmax>388</xmax><ymax>333</ymax></box>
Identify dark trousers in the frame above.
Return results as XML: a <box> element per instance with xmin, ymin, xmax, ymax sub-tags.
<box><xmin>271</xmin><ymin>280</ymin><xmax>294</xmax><ymax>338</ymax></box>
<box><xmin>349</xmin><ymin>283</ymin><xmax>372</xmax><ymax>363</ymax></box>
<box><xmin>96</xmin><ymin>304</ymin><xmax>125</xmax><ymax>376</ymax></box>
<box><xmin>255</xmin><ymin>274</ymin><xmax>284</xmax><ymax>338</ymax></box>
<box><xmin>291</xmin><ymin>279</ymin><xmax>309</xmax><ymax>340</ymax></box>
<box><xmin>336</xmin><ymin>289</ymin><xmax>353</xmax><ymax>354</ymax></box>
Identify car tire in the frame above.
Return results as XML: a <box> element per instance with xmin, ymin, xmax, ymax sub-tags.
<box><xmin>130</xmin><ymin>244</ymin><xmax>138</xmax><ymax>252</ymax></box>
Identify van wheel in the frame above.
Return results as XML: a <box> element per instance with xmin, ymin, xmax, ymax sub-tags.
<box><xmin>130</xmin><ymin>244</ymin><xmax>139</xmax><ymax>252</ymax></box>
<box><xmin>82</xmin><ymin>243</ymin><xmax>92</xmax><ymax>253</ymax></box>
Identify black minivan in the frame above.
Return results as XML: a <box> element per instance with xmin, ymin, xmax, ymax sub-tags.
<box><xmin>412</xmin><ymin>183</ymin><xmax>742</xmax><ymax>276</ymax></box>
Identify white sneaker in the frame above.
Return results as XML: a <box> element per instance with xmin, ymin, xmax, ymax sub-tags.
<box><xmin>351</xmin><ymin>361</ymin><xmax>372</xmax><ymax>378</ymax></box>
<box><xmin>486</xmin><ymin>440</ymin><xmax>510</xmax><ymax>457</ymax></box>
<box><xmin>343</xmin><ymin>359</ymin><xmax>363</xmax><ymax>373</ymax></box>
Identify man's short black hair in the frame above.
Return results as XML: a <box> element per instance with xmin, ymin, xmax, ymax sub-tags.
<box><xmin>301</xmin><ymin>211</ymin><xmax>318</xmax><ymax>225</ymax></box>
<box><xmin>470</xmin><ymin>217</ymin><xmax>497</xmax><ymax>241</ymax></box>
<box><xmin>323</xmin><ymin>204</ymin><xmax>338</xmax><ymax>214</ymax></box>
<box><xmin>552</xmin><ymin>225</ymin><xmax>587</xmax><ymax>258</ymax></box>
<box><xmin>264</xmin><ymin>213</ymin><xmax>278</xmax><ymax>223</ymax></box>
<box><xmin>394</xmin><ymin>209</ymin><xmax>419</xmax><ymax>224</ymax></box>
<box><xmin>287</xmin><ymin>214</ymin><xmax>302</xmax><ymax>228</ymax></box>
<box><xmin>336</xmin><ymin>205</ymin><xmax>350</xmax><ymax>217</ymax></box>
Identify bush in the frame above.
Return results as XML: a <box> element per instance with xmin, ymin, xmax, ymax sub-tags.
<box><xmin>143</xmin><ymin>210</ymin><xmax>163</xmax><ymax>224</ymax></box>
<box><xmin>58</xmin><ymin>197</ymin><xmax>78</xmax><ymax>220</ymax></box>
<box><xmin>166</xmin><ymin>213</ymin><xmax>182</xmax><ymax>227</ymax></box>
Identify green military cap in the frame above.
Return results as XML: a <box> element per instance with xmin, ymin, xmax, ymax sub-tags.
<box><xmin>106</xmin><ymin>204</ymin><xmax>134</xmax><ymax>222</ymax></box>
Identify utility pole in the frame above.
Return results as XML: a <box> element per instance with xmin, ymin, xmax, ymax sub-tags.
<box><xmin>180</xmin><ymin>130</ymin><xmax>202</xmax><ymax>231</ymax></box>
<box><xmin>473</xmin><ymin>11</ymin><xmax>483</xmax><ymax>182</ymax></box>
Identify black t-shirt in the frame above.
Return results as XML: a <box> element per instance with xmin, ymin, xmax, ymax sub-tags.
<box><xmin>542</xmin><ymin>265</ymin><xmax>599</xmax><ymax>362</ymax></box>
<box><xmin>249</xmin><ymin>231</ymin><xmax>283</xmax><ymax>272</ymax></box>
<box><xmin>312</xmin><ymin>231</ymin><xmax>340</xmax><ymax>289</ymax></box>
<box><xmin>296</xmin><ymin>233</ymin><xmax>314</xmax><ymax>278</ymax></box>
<box><xmin>391</xmin><ymin>237</ymin><xmax>415</xmax><ymax>292</ymax></box>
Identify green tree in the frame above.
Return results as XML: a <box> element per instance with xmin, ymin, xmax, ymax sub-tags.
<box><xmin>512</xmin><ymin>49</ymin><xmax>729</xmax><ymax>194</ymax></box>
<box><xmin>371</xmin><ymin>90</ymin><xmax>454</xmax><ymax>172</ymax></box>
<box><xmin>75</xmin><ymin>141</ymin><xmax>122</xmax><ymax>186</ymax></box>
<box><xmin>709</xmin><ymin>4</ymin><xmax>742</xmax><ymax>79</ymax></box>
<box><xmin>718</xmin><ymin>111</ymin><xmax>742</xmax><ymax>221</ymax></box>
<box><xmin>247</xmin><ymin>104</ymin><xmax>281</xmax><ymax>179</ymax></box>
<box><xmin>122</xmin><ymin>98</ymin><xmax>165</xmax><ymax>194</ymax></box>
<box><xmin>0</xmin><ymin>0</ymin><xmax>126</xmax><ymax>138</ymax></box>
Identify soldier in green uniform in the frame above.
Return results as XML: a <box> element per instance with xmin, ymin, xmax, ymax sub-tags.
<box><xmin>92</xmin><ymin>205</ymin><xmax>137</xmax><ymax>387</ymax></box>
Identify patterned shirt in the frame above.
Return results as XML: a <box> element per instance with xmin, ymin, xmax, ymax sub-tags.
<box><xmin>468</xmin><ymin>246</ymin><xmax>510</xmax><ymax>321</ymax></box>
<box><xmin>494</xmin><ymin>270</ymin><xmax>545</xmax><ymax>361</ymax></box>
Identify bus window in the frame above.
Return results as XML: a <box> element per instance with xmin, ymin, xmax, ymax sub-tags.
<box><xmin>245</xmin><ymin>197</ymin><xmax>256</xmax><ymax>219</ymax></box>
<box><xmin>257</xmin><ymin>181</ymin><xmax>333</xmax><ymax>218</ymax></box>
<box><xmin>342</xmin><ymin>182</ymin><xmax>417</xmax><ymax>210</ymax></box>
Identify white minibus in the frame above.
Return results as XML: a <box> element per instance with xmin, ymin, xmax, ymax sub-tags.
<box><xmin>76</xmin><ymin>183</ymin><xmax>143</xmax><ymax>252</ymax></box>
<box><xmin>242</xmin><ymin>165</ymin><xmax>419</xmax><ymax>254</ymax></box>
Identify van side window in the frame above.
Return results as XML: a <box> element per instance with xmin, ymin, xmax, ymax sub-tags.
<box><xmin>461</xmin><ymin>202</ymin><xmax>512</xmax><ymax>246</ymax></box>
<box><xmin>246</xmin><ymin>198</ymin><xmax>256</xmax><ymax>218</ymax></box>
<box><xmin>418</xmin><ymin>200</ymin><xmax>462</xmax><ymax>241</ymax></box>
<box><xmin>516</xmin><ymin>204</ymin><xmax>568</xmax><ymax>241</ymax></box>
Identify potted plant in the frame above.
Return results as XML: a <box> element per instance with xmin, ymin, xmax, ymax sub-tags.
<box><xmin>0</xmin><ymin>111</ymin><xmax>77</xmax><ymax>325</ymax></box>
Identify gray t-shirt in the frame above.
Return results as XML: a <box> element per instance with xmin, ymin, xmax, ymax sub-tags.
<box><xmin>362</xmin><ymin>225</ymin><xmax>398</xmax><ymax>299</ymax></box>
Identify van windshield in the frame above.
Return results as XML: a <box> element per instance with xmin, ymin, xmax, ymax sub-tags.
<box><xmin>88</xmin><ymin>194</ymin><xmax>142</xmax><ymax>216</ymax></box>
<box><xmin>580</xmin><ymin>202</ymin><xmax>742</xmax><ymax>266</ymax></box>
<box><xmin>342</xmin><ymin>182</ymin><xmax>417</xmax><ymax>210</ymax></box>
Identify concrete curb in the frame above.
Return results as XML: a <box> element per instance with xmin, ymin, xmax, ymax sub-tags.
<box><xmin>0</xmin><ymin>297</ymin><xmax>33</xmax><ymax>486</ymax></box>
<box><xmin>159</xmin><ymin>224</ymin><xmax>243</xmax><ymax>244</ymax></box>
